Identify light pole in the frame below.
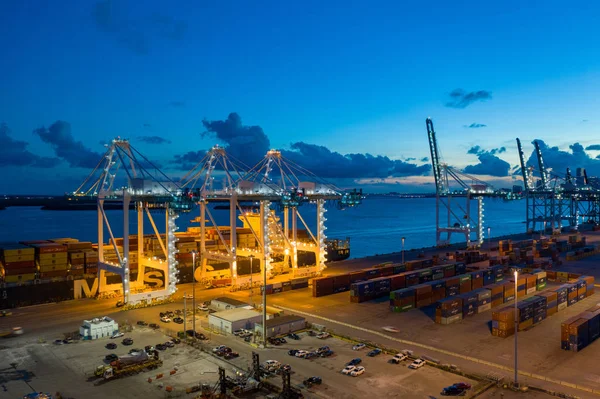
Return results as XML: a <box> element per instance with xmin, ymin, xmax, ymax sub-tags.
<box><xmin>183</xmin><ymin>291</ymin><xmax>187</xmax><ymax>339</ymax></box>
<box><xmin>191</xmin><ymin>250</ymin><xmax>198</xmax><ymax>337</ymax></box>
<box><xmin>488</xmin><ymin>227</ymin><xmax>491</xmax><ymax>249</ymax></box>
<box><xmin>401</xmin><ymin>237</ymin><xmax>405</xmax><ymax>264</ymax></box>
<box><xmin>249</xmin><ymin>255</ymin><xmax>254</xmax><ymax>305</ymax></box>
<box><xmin>262</xmin><ymin>257</ymin><xmax>267</xmax><ymax>347</ymax></box>
<box><xmin>513</xmin><ymin>269</ymin><xmax>519</xmax><ymax>388</ymax></box>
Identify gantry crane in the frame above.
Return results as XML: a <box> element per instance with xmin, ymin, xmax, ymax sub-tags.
<box><xmin>427</xmin><ymin>118</ymin><xmax>506</xmax><ymax>247</ymax></box>
<box><xmin>72</xmin><ymin>137</ymin><xmax>194</xmax><ymax>305</ymax></box>
<box><xmin>179</xmin><ymin>145</ymin><xmax>362</xmax><ymax>287</ymax></box>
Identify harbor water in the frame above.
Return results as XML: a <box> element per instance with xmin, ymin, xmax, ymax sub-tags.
<box><xmin>0</xmin><ymin>197</ymin><xmax>525</xmax><ymax>259</ymax></box>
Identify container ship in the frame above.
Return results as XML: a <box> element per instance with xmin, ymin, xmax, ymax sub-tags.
<box><xmin>0</xmin><ymin>213</ymin><xmax>350</xmax><ymax>309</ymax></box>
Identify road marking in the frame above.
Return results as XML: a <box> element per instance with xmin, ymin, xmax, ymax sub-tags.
<box><xmin>273</xmin><ymin>304</ymin><xmax>600</xmax><ymax>397</ymax></box>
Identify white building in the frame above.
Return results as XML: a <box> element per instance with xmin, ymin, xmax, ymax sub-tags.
<box><xmin>208</xmin><ymin>307</ymin><xmax>264</xmax><ymax>334</ymax></box>
<box><xmin>80</xmin><ymin>316</ymin><xmax>118</xmax><ymax>340</ymax></box>
<box><xmin>209</xmin><ymin>297</ymin><xmax>250</xmax><ymax>312</ymax></box>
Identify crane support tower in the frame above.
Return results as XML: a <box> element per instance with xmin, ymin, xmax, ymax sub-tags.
<box><xmin>71</xmin><ymin>137</ymin><xmax>194</xmax><ymax>305</ymax></box>
<box><xmin>427</xmin><ymin>118</ymin><xmax>507</xmax><ymax>247</ymax></box>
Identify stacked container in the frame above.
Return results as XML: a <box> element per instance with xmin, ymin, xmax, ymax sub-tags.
<box><xmin>389</xmin><ymin>288</ymin><xmax>415</xmax><ymax>312</ymax></box>
<box><xmin>531</xmin><ymin>269</ymin><xmax>547</xmax><ymax>291</ymax></box>
<box><xmin>414</xmin><ymin>283</ymin><xmax>433</xmax><ymax>308</ymax></box>
<box><xmin>567</xmin><ymin>283</ymin><xmax>578</xmax><ymax>306</ymax></box>
<box><xmin>582</xmin><ymin>275</ymin><xmax>595</xmax><ymax>297</ymax></box>
<box><xmin>525</xmin><ymin>274</ymin><xmax>537</xmax><ymax>295</ymax></box>
<box><xmin>470</xmin><ymin>270</ymin><xmax>483</xmax><ymax>289</ymax></box>
<box><xmin>460</xmin><ymin>291</ymin><xmax>478</xmax><ymax>318</ymax></box>
<box><xmin>0</xmin><ymin>243</ymin><xmax>36</xmax><ymax>283</ymax></box>
<box><xmin>430</xmin><ymin>280</ymin><xmax>445</xmax><ymax>302</ymax></box>
<box><xmin>313</xmin><ymin>277</ymin><xmax>334</xmax><ymax>297</ymax></box>
<box><xmin>332</xmin><ymin>274</ymin><xmax>351</xmax><ymax>293</ymax></box>
<box><xmin>31</xmin><ymin>242</ymin><xmax>68</xmax><ymax>279</ymax></box>
<box><xmin>502</xmin><ymin>280</ymin><xmax>516</xmax><ymax>303</ymax></box>
<box><xmin>512</xmin><ymin>274</ymin><xmax>527</xmax><ymax>298</ymax></box>
<box><xmin>488</xmin><ymin>284</ymin><xmax>504</xmax><ymax>308</ymax></box>
<box><xmin>492</xmin><ymin>306</ymin><xmax>515</xmax><ymax>337</ymax></box>
<box><xmin>66</xmin><ymin>241</ymin><xmax>92</xmax><ymax>276</ymax></box>
<box><xmin>552</xmin><ymin>285</ymin><xmax>569</xmax><ymax>311</ymax></box>
<box><xmin>435</xmin><ymin>297</ymin><xmax>463</xmax><ymax>324</ymax></box>
<box><xmin>445</xmin><ymin>276</ymin><xmax>460</xmax><ymax>297</ymax></box>
<box><xmin>475</xmin><ymin>288</ymin><xmax>492</xmax><ymax>313</ymax></box>
<box><xmin>459</xmin><ymin>274</ymin><xmax>472</xmax><ymax>294</ymax></box>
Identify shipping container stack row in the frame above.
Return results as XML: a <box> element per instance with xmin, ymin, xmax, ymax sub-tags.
<box><xmin>499</xmin><ymin>238</ymin><xmax>562</xmax><ymax>264</ymax></box>
<box><xmin>348</xmin><ymin>261</ymin><xmax>466</xmax><ymax>303</ymax></box>
<box><xmin>561</xmin><ymin>303</ymin><xmax>600</xmax><ymax>352</ymax></box>
<box><xmin>492</xmin><ymin>275</ymin><xmax>595</xmax><ymax>338</ymax></box>
<box><xmin>265</xmin><ymin>277</ymin><xmax>309</xmax><ymax>295</ymax></box>
<box><xmin>0</xmin><ymin>243</ymin><xmax>36</xmax><ymax>283</ymax></box>
<box><xmin>451</xmin><ymin>250</ymin><xmax>489</xmax><ymax>265</ymax></box>
<box><xmin>388</xmin><ymin>264</ymin><xmax>503</xmax><ymax>314</ymax></box>
<box><xmin>313</xmin><ymin>258</ymin><xmax>435</xmax><ymax>298</ymax></box>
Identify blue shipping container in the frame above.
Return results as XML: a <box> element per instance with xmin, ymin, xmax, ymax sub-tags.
<box><xmin>461</xmin><ymin>292</ymin><xmax>478</xmax><ymax>304</ymax></box>
<box><xmin>463</xmin><ymin>308</ymin><xmax>476</xmax><ymax>317</ymax></box>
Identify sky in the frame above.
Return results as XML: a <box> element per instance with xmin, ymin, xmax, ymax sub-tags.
<box><xmin>1</xmin><ymin>0</ymin><xmax>600</xmax><ymax>194</ymax></box>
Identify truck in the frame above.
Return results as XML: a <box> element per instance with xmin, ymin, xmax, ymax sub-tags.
<box><xmin>0</xmin><ymin>327</ymin><xmax>23</xmax><ymax>338</ymax></box>
<box><xmin>93</xmin><ymin>350</ymin><xmax>162</xmax><ymax>382</ymax></box>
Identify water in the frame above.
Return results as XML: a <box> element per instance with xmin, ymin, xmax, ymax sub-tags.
<box><xmin>0</xmin><ymin>197</ymin><xmax>526</xmax><ymax>259</ymax></box>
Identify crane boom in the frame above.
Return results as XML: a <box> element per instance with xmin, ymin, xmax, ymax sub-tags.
<box><xmin>516</xmin><ymin>138</ymin><xmax>530</xmax><ymax>192</ymax></box>
<box><xmin>533</xmin><ymin>140</ymin><xmax>548</xmax><ymax>190</ymax></box>
<box><xmin>426</xmin><ymin>118</ymin><xmax>445</xmax><ymax>194</ymax></box>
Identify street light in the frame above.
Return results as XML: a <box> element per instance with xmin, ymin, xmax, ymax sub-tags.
<box><xmin>488</xmin><ymin>227</ymin><xmax>491</xmax><ymax>249</ymax></box>
<box><xmin>401</xmin><ymin>237</ymin><xmax>405</xmax><ymax>264</ymax></box>
<box><xmin>183</xmin><ymin>291</ymin><xmax>187</xmax><ymax>339</ymax></box>
<box><xmin>513</xmin><ymin>269</ymin><xmax>519</xmax><ymax>388</ymax></box>
<box><xmin>191</xmin><ymin>250</ymin><xmax>198</xmax><ymax>337</ymax></box>
<box><xmin>249</xmin><ymin>255</ymin><xmax>255</xmax><ymax>305</ymax></box>
<box><xmin>262</xmin><ymin>256</ymin><xmax>267</xmax><ymax>348</ymax></box>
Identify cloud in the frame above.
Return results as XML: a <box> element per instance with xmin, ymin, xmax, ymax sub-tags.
<box><xmin>33</xmin><ymin>121</ymin><xmax>103</xmax><ymax>168</ymax></box>
<box><xmin>525</xmin><ymin>140</ymin><xmax>600</xmax><ymax>177</ymax></box>
<box><xmin>405</xmin><ymin>157</ymin><xmax>416</xmax><ymax>161</ymax></box>
<box><xmin>137</xmin><ymin>135</ymin><xmax>171</xmax><ymax>145</ymax></box>
<box><xmin>582</xmin><ymin>119</ymin><xmax>589</xmax><ymax>123</ymax></box>
<box><xmin>172</xmin><ymin>150</ymin><xmax>206</xmax><ymax>171</ymax></box>
<box><xmin>168</xmin><ymin>101</ymin><xmax>186</xmax><ymax>108</ymax></box>
<box><xmin>280</xmin><ymin>142</ymin><xmax>431</xmax><ymax>179</ymax></box>
<box><xmin>91</xmin><ymin>1</ymin><xmax>187</xmax><ymax>55</ymax></box>
<box><xmin>585</xmin><ymin>144</ymin><xmax>600</xmax><ymax>151</ymax></box>
<box><xmin>420</xmin><ymin>157</ymin><xmax>429</xmax><ymax>163</ymax></box>
<box><xmin>0</xmin><ymin>123</ymin><xmax>60</xmax><ymax>168</ymax></box>
<box><xmin>464</xmin><ymin>145</ymin><xmax>510</xmax><ymax>177</ymax></box>
<box><xmin>201</xmin><ymin>112</ymin><xmax>271</xmax><ymax>167</ymax></box>
<box><xmin>465</xmin><ymin>123</ymin><xmax>487</xmax><ymax>128</ymax></box>
<box><xmin>445</xmin><ymin>89</ymin><xmax>492</xmax><ymax>109</ymax></box>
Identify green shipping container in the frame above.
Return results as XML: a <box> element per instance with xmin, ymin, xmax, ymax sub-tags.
<box><xmin>495</xmin><ymin>276</ymin><xmax>504</xmax><ymax>282</ymax></box>
<box><xmin>420</xmin><ymin>269</ymin><xmax>432</xmax><ymax>277</ymax></box>
<box><xmin>536</xmin><ymin>281</ymin><xmax>547</xmax><ymax>291</ymax></box>
<box><xmin>460</xmin><ymin>275</ymin><xmax>472</xmax><ymax>282</ymax></box>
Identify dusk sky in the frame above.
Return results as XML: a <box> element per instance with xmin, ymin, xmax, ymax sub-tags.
<box><xmin>2</xmin><ymin>1</ymin><xmax>600</xmax><ymax>194</ymax></box>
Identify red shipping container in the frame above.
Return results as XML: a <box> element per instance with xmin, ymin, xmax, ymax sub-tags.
<box><xmin>390</xmin><ymin>274</ymin><xmax>406</xmax><ymax>290</ymax></box>
<box><xmin>4</xmin><ymin>267</ymin><xmax>37</xmax><ymax>276</ymax></box>
<box><xmin>3</xmin><ymin>260</ymin><xmax>36</xmax><ymax>269</ymax></box>
<box><xmin>349</xmin><ymin>271</ymin><xmax>367</xmax><ymax>283</ymax></box>
<box><xmin>40</xmin><ymin>270</ymin><xmax>67</xmax><ymax>278</ymax></box>
<box><xmin>379</xmin><ymin>265</ymin><xmax>395</xmax><ymax>277</ymax></box>
<box><xmin>333</xmin><ymin>273</ymin><xmax>351</xmax><ymax>287</ymax></box>
<box><xmin>460</xmin><ymin>281</ymin><xmax>471</xmax><ymax>294</ymax></box>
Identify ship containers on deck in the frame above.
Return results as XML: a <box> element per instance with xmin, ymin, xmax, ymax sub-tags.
<box><xmin>390</xmin><ymin>274</ymin><xmax>406</xmax><ymax>291</ymax></box>
<box><xmin>313</xmin><ymin>277</ymin><xmax>334</xmax><ymax>297</ymax></box>
<box><xmin>470</xmin><ymin>271</ymin><xmax>483</xmax><ymax>290</ymax></box>
<box><xmin>569</xmin><ymin>318</ymin><xmax>590</xmax><ymax>352</ymax></box>
<box><xmin>349</xmin><ymin>271</ymin><xmax>368</xmax><ymax>283</ymax></box>
<box><xmin>332</xmin><ymin>274</ymin><xmax>351</xmax><ymax>293</ymax></box>
<box><xmin>459</xmin><ymin>274</ymin><xmax>472</xmax><ymax>294</ymax></box>
<box><xmin>444</xmin><ymin>276</ymin><xmax>460</xmax><ymax>297</ymax></box>
<box><xmin>405</xmin><ymin>272</ymin><xmax>419</xmax><ymax>287</ymax></box>
<box><xmin>430</xmin><ymin>280</ymin><xmax>446</xmax><ymax>302</ymax></box>
<box><xmin>443</xmin><ymin>264</ymin><xmax>455</xmax><ymax>278</ymax></box>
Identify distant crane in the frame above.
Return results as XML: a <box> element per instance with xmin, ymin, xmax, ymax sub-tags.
<box><xmin>427</xmin><ymin>118</ymin><xmax>506</xmax><ymax>247</ymax></box>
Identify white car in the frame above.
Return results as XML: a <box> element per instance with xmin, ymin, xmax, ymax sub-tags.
<box><xmin>316</xmin><ymin>332</ymin><xmax>331</xmax><ymax>339</ymax></box>
<box><xmin>352</xmin><ymin>343</ymin><xmax>366</xmax><ymax>351</ymax></box>
<box><xmin>262</xmin><ymin>360</ymin><xmax>281</xmax><ymax>371</ymax></box>
<box><xmin>350</xmin><ymin>366</ymin><xmax>365</xmax><ymax>376</ymax></box>
<box><xmin>382</xmin><ymin>326</ymin><xmax>400</xmax><ymax>333</ymax></box>
<box><xmin>341</xmin><ymin>365</ymin><xmax>356</xmax><ymax>375</ymax></box>
<box><xmin>295</xmin><ymin>350</ymin><xmax>309</xmax><ymax>358</ymax></box>
<box><xmin>408</xmin><ymin>359</ymin><xmax>426</xmax><ymax>369</ymax></box>
<box><xmin>198</xmin><ymin>304</ymin><xmax>209</xmax><ymax>311</ymax></box>
<box><xmin>160</xmin><ymin>317</ymin><xmax>171</xmax><ymax>323</ymax></box>
<box><xmin>110</xmin><ymin>332</ymin><xmax>124</xmax><ymax>339</ymax></box>
<box><xmin>213</xmin><ymin>345</ymin><xmax>227</xmax><ymax>353</ymax></box>
<box><xmin>390</xmin><ymin>353</ymin><xmax>407</xmax><ymax>363</ymax></box>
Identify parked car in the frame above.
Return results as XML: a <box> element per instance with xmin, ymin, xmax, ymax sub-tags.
<box><xmin>341</xmin><ymin>365</ymin><xmax>356</xmax><ymax>375</ymax></box>
<box><xmin>352</xmin><ymin>343</ymin><xmax>366</xmax><ymax>351</ymax></box>
<box><xmin>173</xmin><ymin>317</ymin><xmax>184</xmax><ymax>324</ymax></box>
<box><xmin>136</xmin><ymin>321</ymin><xmax>148</xmax><ymax>326</ymax></box>
<box><xmin>303</xmin><ymin>376</ymin><xmax>322</xmax><ymax>386</ymax></box>
<box><xmin>441</xmin><ymin>386</ymin><xmax>467</xmax><ymax>396</ymax></box>
<box><xmin>122</xmin><ymin>338</ymin><xmax>134</xmax><ymax>346</ymax></box>
<box><xmin>390</xmin><ymin>353</ymin><xmax>408</xmax><ymax>364</ymax></box>
<box><xmin>319</xmin><ymin>350</ymin><xmax>334</xmax><ymax>357</ymax></box>
<box><xmin>156</xmin><ymin>344</ymin><xmax>167</xmax><ymax>351</ymax></box>
<box><xmin>198</xmin><ymin>304</ymin><xmax>209</xmax><ymax>311</ymax></box>
<box><xmin>160</xmin><ymin>316</ymin><xmax>171</xmax><ymax>323</ymax></box>
<box><xmin>350</xmin><ymin>366</ymin><xmax>365</xmax><ymax>377</ymax></box>
<box><xmin>106</xmin><ymin>343</ymin><xmax>117</xmax><ymax>350</ymax></box>
<box><xmin>224</xmin><ymin>351</ymin><xmax>239</xmax><ymax>360</ymax></box>
<box><xmin>145</xmin><ymin>345</ymin><xmax>155</xmax><ymax>353</ymax></box>
<box><xmin>316</xmin><ymin>332</ymin><xmax>331</xmax><ymax>339</ymax></box>
<box><xmin>104</xmin><ymin>354</ymin><xmax>118</xmax><ymax>362</ymax></box>
<box><xmin>287</xmin><ymin>333</ymin><xmax>300</xmax><ymax>340</ymax></box>
<box><xmin>304</xmin><ymin>351</ymin><xmax>318</xmax><ymax>359</ymax></box>
<box><xmin>367</xmin><ymin>348</ymin><xmax>382</xmax><ymax>357</ymax></box>
<box><xmin>111</xmin><ymin>332</ymin><xmax>124</xmax><ymax>339</ymax></box>
<box><xmin>53</xmin><ymin>339</ymin><xmax>63</xmax><ymax>345</ymax></box>
<box><xmin>149</xmin><ymin>323</ymin><xmax>159</xmax><ymax>329</ymax></box>
<box><xmin>164</xmin><ymin>341</ymin><xmax>175</xmax><ymax>348</ymax></box>
<box><xmin>452</xmin><ymin>383</ymin><xmax>472</xmax><ymax>390</ymax></box>
<box><xmin>213</xmin><ymin>345</ymin><xmax>227</xmax><ymax>353</ymax></box>
<box><xmin>346</xmin><ymin>358</ymin><xmax>362</xmax><ymax>366</ymax></box>
<box><xmin>317</xmin><ymin>346</ymin><xmax>330</xmax><ymax>354</ymax></box>
<box><xmin>171</xmin><ymin>337</ymin><xmax>181</xmax><ymax>344</ymax></box>
<box><xmin>288</xmin><ymin>349</ymin><xmax>299</xmax><ymax>356</ymax></box>
<box><xmin>129</xmin><ymin>348</ymin><xmax>143</xmax><ymax>354</ymax></box>
<box><xmin>233</xmin><ymin>329</ymin><xmax>244</xmax><ymax>336</ymax></box>
<box><xmin>408</xmin><ymin>359</ymin><xmax>426</xmax><ymax>369</ymax></box>
<box><xmin>268</xmin><ymin>337</ymin><xmax>282</xmax><ymax>345</ymax></box>
<box><xmin>295</xmin><ymin>350</ymin><xmax>309</xmax><ymax>358</ymax></box>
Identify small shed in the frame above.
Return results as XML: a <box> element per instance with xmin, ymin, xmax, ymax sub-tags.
<box><xmin>255</xmin><ymin>315</ymin><xmax>306</xmax><ymax>338</ymax></box>
<box><xmin>209</xmin><ymin>297</ymin><xmax>249</xmax><ymax>312</ymax></box>
<box><xmin>208</xmin><ymin>307</ymin><xmax>264</xmax><ymax>334</ymax></box>
<box><xmin>80</xmin><ymin>316</ymin><xmax>118</xmax><ymax>340</ymax></box>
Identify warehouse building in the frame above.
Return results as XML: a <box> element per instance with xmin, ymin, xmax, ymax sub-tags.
<box><xmin>209</xmin><ymin>297</ymin><xmax>250</xmax><ymax>312</ymax></box>
<box><xmin>208</xmin><ymin>307</ymin><xmax>264</xmax><ymax>334</ymax></box>
<box><xmin>255</xmin><ymin>315</ymin><xmax>306</xmax><ymax>338</ymax></box>
<box><xmin>79</xmin><ymin>316</ymin><xmax>118</xmax><ymax>340</ymax></box>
